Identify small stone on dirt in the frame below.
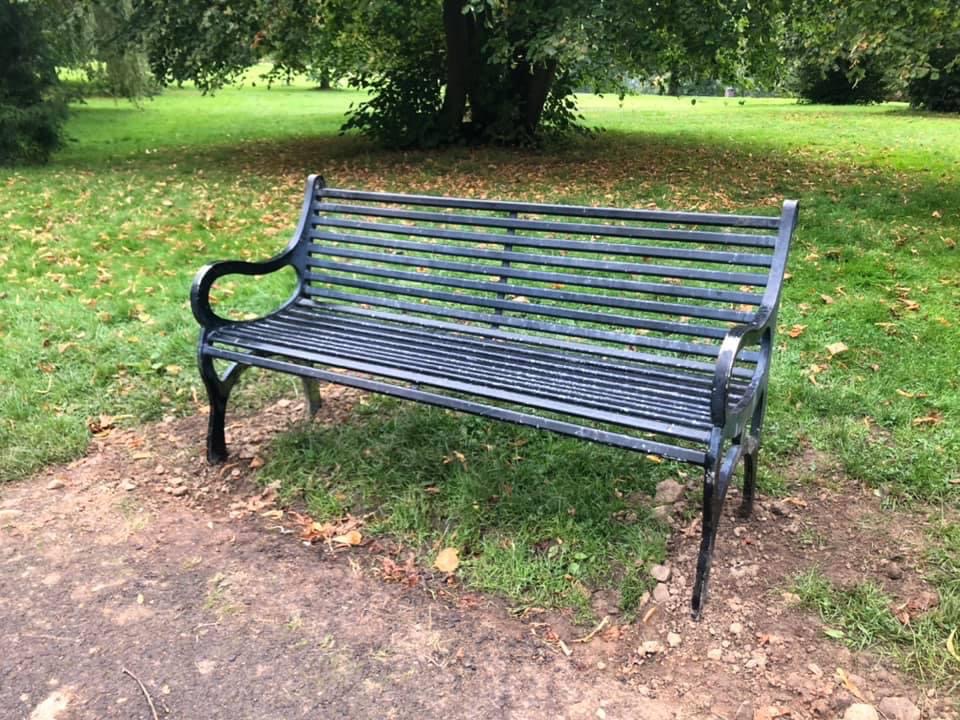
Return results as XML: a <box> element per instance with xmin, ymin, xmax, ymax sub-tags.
<box><xmin>653</xmin><ymin>479</ymin><xmax>684</xmax><ymax>505</ymax></box>
<box><xmin>46</xmin><ymin>479</ymin><xmax>65</xmax><ymax>490</ymax></box>
<box><xmin>885</xmin><ymin>562</ymin><xmax>904</xmax><ymax>580</ymax></box>
<box><xmin>878</xmin><ymin>697</ymin><xmax>921</xmax><ymax>720</ymax></box>
<box><xmin>667</xmin><ymin>632</ymin><xmax>682</xmax><ymax>648</ymax></box>
<box><xmin>707</xmin><ymin>648</ymin><xmax>723</xmax><ymax>661</ymax></box>
<box><xmin>730</xmin><ymin>564</ymin><xmax>759</xmax><ymax>579</ymax></box>
<box><xmin>650</xmin><ymin>563</ymin><xmax>671</xmax><ymax>582</ymax></box>
<box><xmin>652</xmin><ymin>583</ymin><xmax>670</xmax><ymax>604</ymax></box>
<box><xmin>0</xmin><ymin>508</ymin><xmax>24</xmax><ymax>521</ymax></box>
<box><xmin>729</xmin><ymin>621</ymin><xmax>743</xmax><ymax>636</ymax></box>
<box><xmin>119</xmin><ymin>480</ymin><xmax>137</xmax><ymax>491</ymax></box>
<box><xmin>640</xmin><ymin>640</ymin><xmax>664</xmax><ymax>655</ymax></box>
<box><xmin>771</xmin><ymin>499</ymin><xmax>792</xmax><ymax>516</ymax></box>
<box><xmin>843</xmin><ymin>704</ymin><xmax>879</xmax><ymax>720</ymax></box>
<box><xmin>652</xmin><ymin>505</ymin><xmax>671</xmax><ymax>520</ymax></box>
<box><xmin>167</xmin><ymin>486</ymin><xmax>188</xmax><ymax>497</ymax></box>
<box><xmin>808</xmin><ymin>662</ymin><xmax>823</xmax><ymax>677</ymax></box>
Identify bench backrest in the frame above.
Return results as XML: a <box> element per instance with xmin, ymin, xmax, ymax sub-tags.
<box><xmin>292</xmin><ymin>177</ymin><xmax>796</xmax><ymax>374</ymax></box>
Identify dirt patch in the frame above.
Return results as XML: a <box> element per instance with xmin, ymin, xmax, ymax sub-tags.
<box><xmin>1</xmin><ymin>388</ymin><xmax>955</xmax><ymax>719</ymax></box>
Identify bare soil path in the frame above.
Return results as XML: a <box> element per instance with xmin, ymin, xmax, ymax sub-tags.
<box><xmin>2</xmin><ymin>395</ymin><xmax>954</xmax><ymax>720</ymax></box>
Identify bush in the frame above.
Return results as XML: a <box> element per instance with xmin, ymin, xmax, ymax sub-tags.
<box><xmin>0</xmin><ymin>0</ymin><xmax>68</xmax><ymax>165</ymax></box>
<box><xmin>908</xmin><ymin>48</ymin><xmax>960</xmax><ymax>112</ymax></box>
<box><xmin>797</xmin><ymin>56</ymin><xmax>888</xmax><ymax>105</ymax></box>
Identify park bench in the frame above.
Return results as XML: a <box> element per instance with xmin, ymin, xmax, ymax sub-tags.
<box><xmin>191</xmin><ymin>175</ymin><xmax>798</xmax><ymax>617</ymax></box>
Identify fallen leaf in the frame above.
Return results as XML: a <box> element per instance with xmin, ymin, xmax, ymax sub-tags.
<box><xmin>249</xmin><ymin>456</ymin><xmax>265</xmax><ymax>469</ymax></box>
<box><xmin>835</xmin><ymin>667</ymin><xmax>868</xmax><ymax>702</ymax></box>
<box><xmin>787</xmin><ymin>324</ymin><xmax>807</xmax><ymax>338</ymax></box>
<box><xmin>912</xmin><ymin>413</ymin><xmax>943</xmax><ymax>427</ymax></box>
<box><xmin>947</xmin><ymin>628</ymin><xmax>959</xmax><ymax>663</ymax></box>
<box><xmin>435</xmin><ymin>547</ymin><xmax>460</xmax><ymax>573</ymax></box>
<box><xmin>826</xmin><ymin>342</ymin><xmax>848</xmax><ymax>357</ymax></box>
<box><xmin>645</xmin><ymin>454</ymin><xmax>663</xmax><ymax>464</ymax></box>
<box><xmin>895</xmin><ymin>389</ymin><xmax>928</xmax><ymax>399</ymax></box>
<box><xmin>824</xmin><ymin>628</ymin><xmax>845</xmax><ymax>639</ymax></box>
<box><xmin>332</xmin><ymin>530</ymin><xmax>363</xmax><ymax>546</ymax></box>
<box><xmin>820</xmin><ymin>294</ymin><xmax>835</xmax><ymax>305</ymax></box>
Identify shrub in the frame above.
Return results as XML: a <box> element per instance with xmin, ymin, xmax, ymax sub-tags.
<box><xmin>907</xmin><ymin>47</ymin><xmax>960</xmax><ymax>113</ymax></box>
<box><xmin>797</xmin><ymin>56</ymin><xmax>888</xmax><ymax>105</ymax></box>
<box><xmin>0</xmin><ymin>0</ymin><xmax>67</xmax><ymax>164</ymax></box>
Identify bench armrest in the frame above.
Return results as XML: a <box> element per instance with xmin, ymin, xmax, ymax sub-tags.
<box><xmin>710</xmin><ymin>311</ymin><xmax>774</xmax><ymax>430</ymax></box>
<box><xmin>190</xmin><ymin>254</ymin><xmax>297</xmax><ymax>329</ymax></box>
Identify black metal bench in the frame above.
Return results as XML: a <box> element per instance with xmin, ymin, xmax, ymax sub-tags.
<box><xmin>191</xmin><ymin>175</ymin><xmax>798</xmax><ymax>617</ymax></box>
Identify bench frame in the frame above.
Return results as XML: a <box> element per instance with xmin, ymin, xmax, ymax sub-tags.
<box><xmin>191</xmin><ymin>175</ymin><xmax>798</xmax><ymax>617</ymax></box>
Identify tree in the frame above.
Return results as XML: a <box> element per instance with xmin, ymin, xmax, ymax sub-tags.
<box><xmin>784</xmin><ymin>0</ymin><xmax>960</xmax><ymax>110</ymax></box>
<box><xmin>795</xmin><ymin>55</ymin><xmax>888</xmax><ymax>105</ymax></box>
<box><xmin>0</xmin><ymin>0</ymin><xmax>67</xmax><ymax>164</ymax></box>
<box><xmin>128</xmin><ymin>0</ymin><xmax>784</xmax><ymax>147</ymax></box>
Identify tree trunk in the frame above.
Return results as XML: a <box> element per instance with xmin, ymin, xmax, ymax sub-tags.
<box><xmin>438</xmin><ymin>0</ymin><xmax>469</xmax><ymax>135</ymax></box>
<box><xmin>510</xmin><ymin>57</ymin><xmax>558</xmax><ymax>138</ymax></box>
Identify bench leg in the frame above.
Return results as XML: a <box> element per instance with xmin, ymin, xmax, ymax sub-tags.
<box><xmin>301</xmin><ymin>378</ymin><xmax>322</xmax><ymax>419</ymax></box>
<box><xmin>691</xmin><ymin>442</ymin><xmax>741</xmax><ymax>618</ymax></box>
<box><xmin>199</xmin><ymin>353</ymin><xmax>245</xmax><ymax>464</ymax></box>
<box><xmin>739</xmin><ymin>390</ymin><xmax>767</xmax><ymax>519</ymax></box>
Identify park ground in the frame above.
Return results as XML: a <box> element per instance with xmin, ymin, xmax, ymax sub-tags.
<box><xmin>1</xmin><ymin>76</ymin><xmax>959</xmax><ymax>717</ymax></box>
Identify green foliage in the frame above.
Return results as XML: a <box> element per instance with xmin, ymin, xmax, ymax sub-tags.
<box><xmin>908</xmin><ymin>47</ymin><xmax>960</xmax><ymax>112</ymax></box>
<box><xmin>784</xmin><ymin>0</ymin><xmax>960</xmax><ymax>103</ymax></box>
<box><xmin>39</xmin><ymin>0</ymin><xmax>158</xmax><ymax>100</ymax></box>
<box><xmin>341</xmin><ymin>63</ymin><xmax>445</xmax><ymax>148</ymax></box>
<box><xmin>126</xmin><ymin>0</ymin><xmax>785</xmax><ymax>147</ymax></box>
<box><xmin>0</xmin><ymin>0</ymin><xmax>67</xmax><ymax>164</ymax></box>
<box><xmin>796</xmin><ymin>56</ymin><xmax>888</xmax><ymax>105</ymax></box>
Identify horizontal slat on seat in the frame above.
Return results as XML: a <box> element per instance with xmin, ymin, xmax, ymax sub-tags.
<box><xmin>208</xmin><ymin>305</ymin><xmax>728</xmax><ymax>443</ymax></box>
<box><xmin>298</xmin><ymin>301</ymin><xmax>759</xmax><ymax>378</ymax></box>
<box><xmin>207</xmin><ymin>345</ymin><xmax>709</xmax><ymax>464</ymax></box>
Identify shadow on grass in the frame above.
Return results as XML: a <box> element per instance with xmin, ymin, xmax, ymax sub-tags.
<box><xmin>260</xmin><ymin>397</ymin><xmax>675</xmax><ymax>615</ymax></box>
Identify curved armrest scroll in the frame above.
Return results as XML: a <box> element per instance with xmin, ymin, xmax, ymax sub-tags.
<box><xmin>190</xmin><ymin>254</ymin><xmax>296</xmax><ymax>329</ymax></box>
<box><xmin>710</xmin><ymin>311</ymin><xmax>774</xmax><ymax>429</ymax></box>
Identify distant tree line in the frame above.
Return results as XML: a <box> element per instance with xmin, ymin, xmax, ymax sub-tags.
<box><xmin>2</xmin><ymin>0</ymin><xmax>958</xmax><ymax>163</ymax></box>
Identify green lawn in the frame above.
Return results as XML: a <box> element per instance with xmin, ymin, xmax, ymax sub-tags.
<box><xmin>1</xmin><ymin>77</ymin><xmax>958</xmax><ymax>680</ymax></box>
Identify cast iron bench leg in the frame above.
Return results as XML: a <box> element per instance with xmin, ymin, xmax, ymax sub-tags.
<box><xmin>302</xmin><ymin>378</ymin><xmax>322</xmax><ymax>419</ymax></box>
<box><xmin>739</xmin><ymin>390</ymin><xmax>767</xmax><ymax>519</ymax></box>
<box><xmin>691</xmin><ymin>442</ymin><xmax>740</xmax><ymax>618</ymax></box>
<box><xmin>199</xmin><ymin>352</ymin><xmax>245</xmax><ymax>464</ymax></box>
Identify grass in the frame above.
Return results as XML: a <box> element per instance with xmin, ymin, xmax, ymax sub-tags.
<box><xmin>263</xmin><ymin>398</ymin><xmax>673</xmax><ymax>618</ymax></box>
<box><xmin>1</xmin><ymin>72</ymin><xmax>958</xmax><ymax>668</ymax></box>
<box><xmin>794</xmin><ymin>517</ymin><xmax>960</xmax><ymax>688</ymax></box>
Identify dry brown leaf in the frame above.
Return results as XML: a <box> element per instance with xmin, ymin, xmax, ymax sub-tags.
<box><xmin>912</xmin><ymin>413</ymin><xmax>943</xmax><ymax>427</ymax></box>
<box><xmin>645</xmin><ymin>454</ymin><xmax>663</xmax><ymax>464</ymax></box>
<box><xmin>435</xmin><ymin>547</ymin><xmax>460</xmax><ymax>573</ymax></box>
<box><xmin>332</xmin><ymin>530</ymin><xmax>363</xmax><ymax>546</ymax></box>
<box><xmin>895</xmin><ymin>389</ymin><xmax>928</xmax><ymax>399</ymax></box>
<box><xmin>249</xmin><ymin>456</ymin><xmax>265</xmax><ymax>469</ymax></box>
<box><xmin>835</xmin><ymin>668</ymin><xmax>868</xmax><ymax>702</ymax></box>
<box><xmin>826</xmin><ymin>342</ymin><xmax>848</xmax><ymax>357</ymax></box>
<box><xmin>820</xmin><ymin>294</ymin><xmax>835</xmax><ymax>305</ymax></box>
<box><xmin>787</xmin><ymin>324</ymin><xmax>807</xmax><ymax>338</ymax></box>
